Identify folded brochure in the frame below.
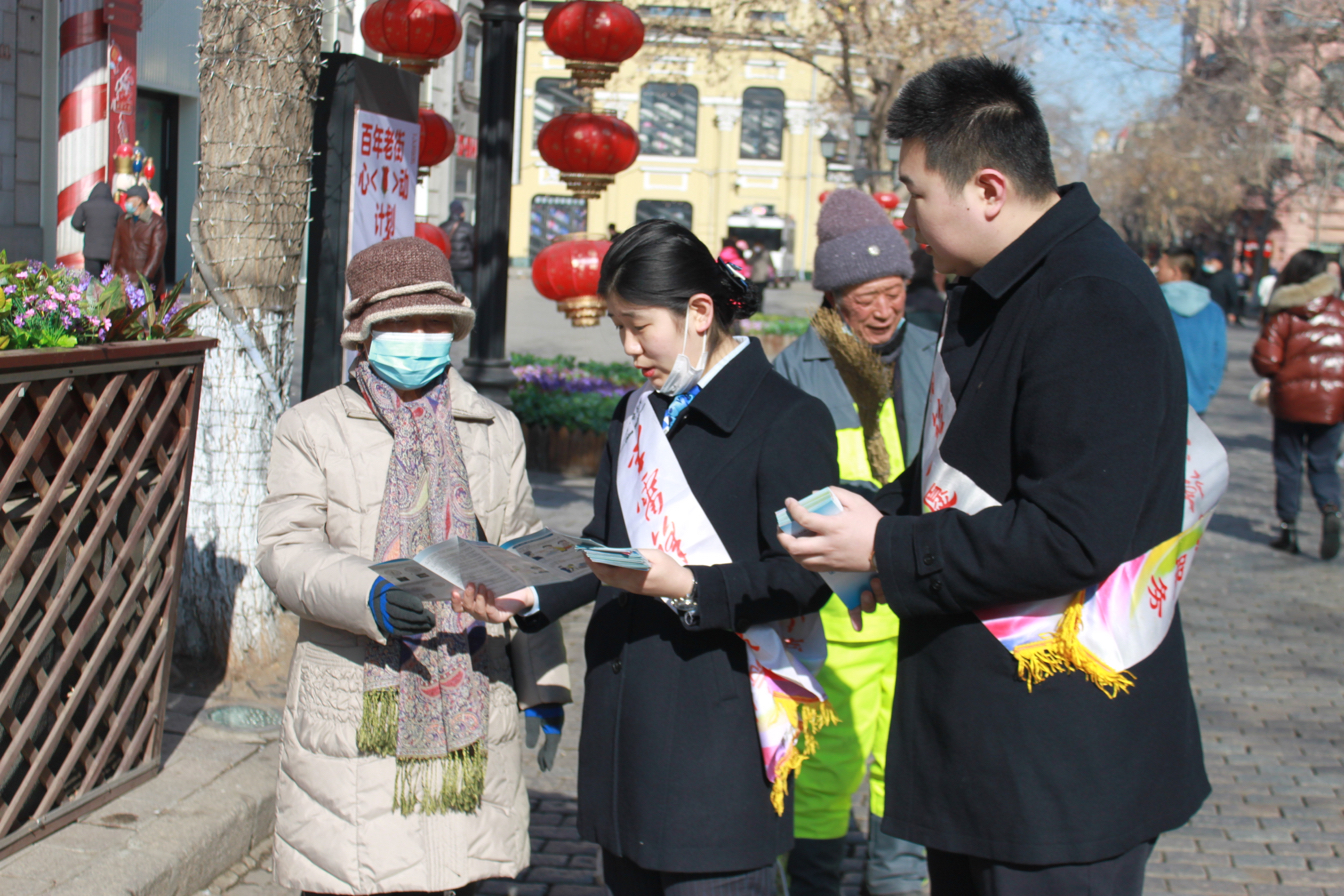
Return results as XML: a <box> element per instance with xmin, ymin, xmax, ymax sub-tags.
<box><xmin>776</xmin><ymin>486</ymin><xmax>873</xmax><ymax>610</ymax></box>
<box><xmin>369</xmin><ymin>528</ymin><xmax>648</xmax><ymax>600</ymax></box>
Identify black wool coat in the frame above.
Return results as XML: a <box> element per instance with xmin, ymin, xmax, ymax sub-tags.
<box><xmin>873</xmin><ymin>184</ymin><xmax>1210</xmax><ymax>865</ymax></box>
<box><xmin>518</xmin><ymin>339</ymin><xmax>838</xmax><ymax>873</ymax></box>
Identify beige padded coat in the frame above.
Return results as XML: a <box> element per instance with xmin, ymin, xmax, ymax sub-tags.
<box><xmin>257</xmin><ymin>369</ymin><xmax>570</xmax><ymax>894</ymax></box>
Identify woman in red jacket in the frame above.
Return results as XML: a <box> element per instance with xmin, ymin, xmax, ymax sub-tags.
<box><xmin>1251</xmin><ymin>249</ymin><xmax>1344</xmax><ymax>559</ymax></box>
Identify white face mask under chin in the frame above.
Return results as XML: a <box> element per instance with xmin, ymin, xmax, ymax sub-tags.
<box><xmin>657</xmin><ymin>319</ymin><xmax>708</xmax><ymax>396</ymax></box>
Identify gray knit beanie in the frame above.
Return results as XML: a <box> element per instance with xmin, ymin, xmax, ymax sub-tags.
<box><xmin>813</xmin><ymin>189</ymin><xmax>913</xmax><ymax>293</ymax></box>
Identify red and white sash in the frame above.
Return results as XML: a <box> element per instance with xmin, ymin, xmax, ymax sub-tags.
<box><xmin>920</xmin><ymin>333</ymin><xmax>1228</xmax><ymax>695</ymax></box>
<box><xmin>616</xmin><ymin>384</ymin><xmax>837</xmax><ymax>813</ymax></box>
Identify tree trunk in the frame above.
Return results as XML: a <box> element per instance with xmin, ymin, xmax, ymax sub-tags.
<box><xmin>179</xmin><ymin>0</ymin><xmax>321</xmax><ymax>671</ymax></box>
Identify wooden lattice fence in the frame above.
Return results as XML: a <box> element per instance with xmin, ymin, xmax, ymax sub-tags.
<box><xmin>0</xmin><ymin>338</ymin><xmax>215</xmax><ymax>859</ymax></box>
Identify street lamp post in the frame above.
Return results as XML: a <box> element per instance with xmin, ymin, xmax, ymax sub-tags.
<box><xmin>463</xmin><ymin>0</ymin><xmax>525</xmax><ymax>405</ymax></box>
<box><xmin>820</xmin><ymin>115</ymin><xmax>895</xmax><ymax>190</ymax></box>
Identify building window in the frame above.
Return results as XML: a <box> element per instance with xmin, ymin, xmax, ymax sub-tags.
<box><xmin>635</xmin><ymin>199</ymin><xmax>693</xmax><ymax>230</ymax></box>
<box><xmin>530</xmin><ymin>195</ymin><xmax>588</xmax><ymax>261</ymax></box>
<box><xmin>640</xmin><ymin>5</ymin><xmax>711</xmax><ymax>17</ymax></box>
<box><xmin>534</xmin><ymin>77</ymin><xmax>583</xmax><ymax>146</ymax></box>
<box><xmin>462</xmin><ymin>24</ymin><xmax>482</xmax><ymax>84</ymax></box>
<box><xmin>748</xmin><ymin>9</ymin><xmax>786</xmax><ymax>20</ymax></box>
<box><xmin>640</xmin><ymin>83</ymin><xmax>698</xmax><ymax>157</ymax></box>
<box><xmin>740</xmin><ymin>87</ymin><xmax>784</xmax><ymax>160</ymax></box>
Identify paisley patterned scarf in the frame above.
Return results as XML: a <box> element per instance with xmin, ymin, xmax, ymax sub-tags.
<box><xmin>351</xmin><ymin>359</ymin><xmax>490</xmax><ymax>815</ymax></box>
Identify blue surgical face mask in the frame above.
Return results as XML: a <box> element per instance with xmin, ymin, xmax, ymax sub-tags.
<box><xmin>367</xmin><ymin>330</ymin><xmax>454</xmax><ymax>391</ymax></box>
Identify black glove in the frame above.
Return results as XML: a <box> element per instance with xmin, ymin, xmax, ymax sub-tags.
<box><xmin>524</xmin><ymin>704</ymin><xmax>565</xmax><ymax>772</ymax></box>
<box><xmin>368</xmin><ymin>577</ymin><xmax>434</xmax><ymax>639</ymax></box>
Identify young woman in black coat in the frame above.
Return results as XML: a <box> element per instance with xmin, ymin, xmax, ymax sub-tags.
<box><xmin>457</xmin><ymin>220</ymin><xmax>839</xmax><ymax>894</ymax></box>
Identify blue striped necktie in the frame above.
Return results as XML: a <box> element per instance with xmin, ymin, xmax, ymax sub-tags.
<box><xmin>662</xmin><ymin>385</ymin><xmax>701</xmax><ymax>433</ymax></box>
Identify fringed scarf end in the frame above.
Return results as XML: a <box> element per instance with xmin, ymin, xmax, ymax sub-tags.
<box><xmin>1011</xmin><ymin>595</ymin><xmax>1135</xmax><ymax>698</ymax></box>
<box><xmin>392</xmin><ymin>743</ymin><xmax>488</xmax><ymax>816</ymax></box>
<box><xmin>357</xmin><ymin>687</ymin><xmax>400</xmax><ymax>755</ymax></box>
<box><xmin>768</xmin><ymin>700</ymin><xmax>843</xmax><ymax>817</ymax></box>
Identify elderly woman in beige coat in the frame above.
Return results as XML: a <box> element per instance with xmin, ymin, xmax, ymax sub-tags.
<box><xmin>257</xmin><ymin>237</ymin><xmax>569</xmax><ymax>896</ymax></box>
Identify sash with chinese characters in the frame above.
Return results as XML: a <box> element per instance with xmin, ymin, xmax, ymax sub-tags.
<box><xmin>616</xmin><ymin>384</ymin><xmax>838</xmax><ymax>814</ymax></box>
<box><xmin>920</xmin><ymin>333</ymin><xmax>1228</xmax><ymax>697</ymax></box>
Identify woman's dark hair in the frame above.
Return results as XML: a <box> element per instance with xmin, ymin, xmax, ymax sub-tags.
<box><xmin>1277</xmin><ymin>249</ymin><xmax>1329</xmax><ymax>288</ymax></box>
<box><xmin>599</xmin><ymin>219</ymin><xmax>763</xmax><ymax>331</ymax></box>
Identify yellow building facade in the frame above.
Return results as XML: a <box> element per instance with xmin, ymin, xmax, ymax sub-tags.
<box><xmin>507</xmin><ymin>8</ymin><xmax>848</xmax><ymax>279</ymax></box>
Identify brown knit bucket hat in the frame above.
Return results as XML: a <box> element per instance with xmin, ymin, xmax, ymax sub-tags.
<box><xmin>341</xmin><ymin>237</ymin><xmax>474</xmax><ymax>349</ymax></box>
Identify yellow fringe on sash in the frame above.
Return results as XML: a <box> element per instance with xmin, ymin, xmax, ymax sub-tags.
<box><xmin>769</xmin><ymin>700</ymin><xmax>842</xmax><ymax>816</ymax></box>
<box><xmin>1010</xmin><ymin>594</ymin><xmax>1136</xmax><ymax>699</ymax></box>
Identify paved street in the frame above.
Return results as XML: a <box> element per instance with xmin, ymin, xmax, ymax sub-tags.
<box><xmin>202</xmin><ymin>324</ymin><xmax>1343</xmax><ymax>896</ymax></box>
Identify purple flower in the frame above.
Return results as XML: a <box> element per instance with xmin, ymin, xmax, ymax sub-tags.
<box><xmin>3</xmin><ymin>285</ymin><xmax>14</xmax><ymax>295</ymax></box>
<box><xmin>99</xmin><ymin>267</ymin><xmax>114</xmax><ymax>285</ymax></box>
<box><xmin>15</xmin><ymin>271</ymin><xmax>28</xmax><ymax>280</ymax></box>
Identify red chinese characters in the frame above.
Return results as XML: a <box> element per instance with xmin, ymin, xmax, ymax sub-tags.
<box><xmin>1147</xmin><ymin>576</ymin><xmax>1170</xmax><ymax>617</ymax></box>
<box><xmin>924</xmin><ymin>484</ymin><xmax>957</xmax><ymax>512</ymax></box>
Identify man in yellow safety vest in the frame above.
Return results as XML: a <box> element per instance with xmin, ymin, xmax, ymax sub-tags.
<box><xmin>774</xmin><ymin>189</ymin><xmax>937</xmax><ymax>896</ymax></box>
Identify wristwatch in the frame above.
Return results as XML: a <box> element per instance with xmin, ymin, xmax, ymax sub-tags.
<box><xmin>660</xmin><ymin>577</ymin><xmax>700</xmax><ymax>628</ymax></box>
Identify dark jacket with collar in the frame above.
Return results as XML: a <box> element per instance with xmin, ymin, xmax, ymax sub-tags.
<box><xmin>518</xmin><ymin>338</ymin><xmax>838</xmax><ymax>873</ymax></box>
<box><xmin>71</xmin><ymin>183</ymin><xmax>123</xmax><ymax>260</ymax></box>
<box><xmin>773</xmin><ymin>320</ymin><xmax>938</xmax><ymax>492</ymax></box>
<box><xmin>872</xmin><ymin>184</ymin><xmax>1208</xmax><ymax>865</ymax></box>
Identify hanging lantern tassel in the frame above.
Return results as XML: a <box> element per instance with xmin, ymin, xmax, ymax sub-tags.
<box><xmin>543</xmin><ymin>1</ymin><xmax>646</xmax><ymax>90</ymax></box>
<box><xmin>533</xmin><ymin>234</ymin><xmax>612</xmax><ymax>327</ymax></box>
<box><xmin>537</xmin><ymin>111</ymin><xmax>640</xmax><ymax>201</ymax></box>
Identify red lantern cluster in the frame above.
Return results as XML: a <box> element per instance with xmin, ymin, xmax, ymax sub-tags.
<box><xmin>415</xmin><ymin>222</ymin><xmax>452</xmax><ymax>259</ymax></box>
<box><xmin>533</xmin><ymin>234</ymin><xmax>611</xmax><ymax>326</ymax></box>
<box><xmin>418</xmin><ymin>107</ymin><xmax>456</xmax><ymax>170</ymax></box>
<box><xmin>538</xmin><ymin>111</ymin><xmax>639</xmax><ymax>200</ymax></box>
<box><xmin>543</xmin><ymin>1</ymin><xmax>645</xmax><ymax>89</ymax></box>
<box><xmin>362</xmin><ymin>0</ymin><xmax>462</xmax><ymax>74</ymax></box>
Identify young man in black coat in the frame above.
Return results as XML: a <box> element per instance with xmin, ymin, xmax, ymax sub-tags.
<box><xmin>780</xmin><ymin>57</ymin><xmax>1208</xmax><ymax>895</ymax></box>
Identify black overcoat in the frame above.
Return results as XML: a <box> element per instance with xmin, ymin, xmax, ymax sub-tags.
<box><xmin>519</xmin><ymin>339</ymin><xmax>838</xmax><ymax>873</ymax></box>
<box><xmin>873</xmin><ymin>184</ymin><xmax>1210</xmax><ymax>865</ymax></box>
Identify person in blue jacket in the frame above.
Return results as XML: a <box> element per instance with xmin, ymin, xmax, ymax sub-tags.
<box><xmin>1158</xmin><ymin>246</ymin><xmax>1227</xmax><ymax>414</ymax></box>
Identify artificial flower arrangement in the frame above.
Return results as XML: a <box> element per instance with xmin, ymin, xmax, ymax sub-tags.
<box><xmin>0</xmin><ymin>254</ymin><xmax>208</xmax><ymax>350</ymax></box>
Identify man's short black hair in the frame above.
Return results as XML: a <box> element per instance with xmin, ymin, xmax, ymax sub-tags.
<box><xmin>1163</xmin><ymin>246</ymin><xmax>1198</xmax><ymax>280</ymax></box>
<box><xmin>887</xmin><ymin>56</ymin><xmax>1058</xmax><ymax>201</ymax></box>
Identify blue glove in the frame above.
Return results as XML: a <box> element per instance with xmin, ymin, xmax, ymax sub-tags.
<box><xmin>524</xmin><ymin>704</ymin><xmax>565</xmax><ymax>772</ymax></box>
<box><xmin>368</xmin><ymin>576</ymin><xmax>434</xmax><ymax>639</ymax></box>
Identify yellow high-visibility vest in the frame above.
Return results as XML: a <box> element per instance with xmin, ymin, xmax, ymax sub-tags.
<box><xmin>821</xmin><ymin>397</ymin><xmax>903</xmax><ymax>643</ymax></box>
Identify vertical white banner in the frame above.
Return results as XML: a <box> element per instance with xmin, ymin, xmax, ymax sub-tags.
<box><xmin>348</xmin><ymin>107</ymin><xmax>420</xmax><ymax>259</ymax></box>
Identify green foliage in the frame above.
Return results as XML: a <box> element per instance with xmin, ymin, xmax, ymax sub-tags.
<box><xmin>739</xmin><ymin>313</ymin><xmax>811</xmax><ymax>337</ymax></box>
<box><xmin>509</xmin><ymin>384</ymin><xmax>622</xmax><ymax>433</ymax></box>
<box><xmin>508</xmin><ymin>353</ymin><xmax>641</xmax><ymax>433</ymax></box>
<box><xmin>0</xmin><ymin>253</ymin><xmax>205</xmax><ymax>350</ymax></box>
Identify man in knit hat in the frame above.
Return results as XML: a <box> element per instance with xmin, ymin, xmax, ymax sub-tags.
<box><xmin>774</xmin><ymin>189</ymin><xmax>936</xmax><ymax>896</ymax></box>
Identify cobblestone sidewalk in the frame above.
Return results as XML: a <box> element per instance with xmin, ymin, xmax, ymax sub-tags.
<box><xmin>202</xmin><ymin>328</ymin><xmax>1342</xmax><ymax>896</ymax></box>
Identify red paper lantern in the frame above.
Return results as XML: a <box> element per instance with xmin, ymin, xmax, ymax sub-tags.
<box><xmin>362</xmin><ymin>0</ymin><xmax>462</xmax><ymax>74</ymax></box>
<box><xmin>873</xmin><ymin>191</ymin><xmax>900</xmax><ymax>211</ymax></box>
<box><xmin>142</xmin><ymin>157</ymin><xmax>157</xmax><ymax>183</ymax></box>
<box><xmin>533</xmin><ymin>234</ymin><xmax>611</xmax><ymax>326</ymax></box>
<box><xmin>543</xmin><ymin>1</ymin><xmax>645</xmax><ymax>88</ymax></box>
<box><xmin>415</xmin><ymin>222</ymin><xmax>452</xmax><ymax>260</ymax></box>
<box><xmin>418</xmin><ymin>107</ymin><xmax>456</xmax><ymax>169</ymax></box>
<box><xmin>818</xmin><ymin>190</ymin><xmax>832</xmax><ymax>204</ymax></box>
<box><xmin>537</xmin><ymin>111</ymin><xmax>639</xmax><ymax>199</ymax></box>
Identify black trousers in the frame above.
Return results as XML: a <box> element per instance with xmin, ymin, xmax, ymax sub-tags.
<box><xmin>603</xmin><ymin>849</ymin><xmax>775</xmax><ymax>896</ymax></box>
<box><xmin>927</xmin><ymin>839</ymin><xmax>1154</xmax><ymax>896</ymax></box>
<box><xmin>85</xmin><ymin>257</ymin><xmax>109</xmax><ymax>276</ymax></box>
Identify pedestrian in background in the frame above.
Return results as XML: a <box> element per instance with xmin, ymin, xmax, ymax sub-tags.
<box><xmin>110</xmin><ymin>184</ymin><xmax>167</xmax><ymax>289</ymax></box>
<box><xmin>70</xmin><ymin>182</ymin><xmax>123</xmax><ymax>276</ymax></box>
<box><xmin>256</xmin><ymin>237</ymin><xmax>571</xmax><ymax>896</ymax></box>
<box><xmin>749</xmin><ymin>241</ymin><xmax>773</xmax><ymax>290</ymax></box>
<box><xmin>460</xmin><ymin>219</ymin><xmax>840</xmax><ymax>896</ymax></box>
<box><xmin>903</xmin><ymin>247</ymin><xmax>945</xmax><ymax>332</ymax></box>
<box><xmin>439</xmin><ymin>199</ymin><xmax>476</xmax><ymax>300</ymax></box>
<box><xmin>1251</xmin><ymin>249</ymin><xmax>1344</xmax><ymax>560</ymax></box>
<box><xmin>1157</xmin><ymin>246</ymin><xmax>1226</xmax><ymax>415</ymax></box>
<box><xmin>1197</xmin><ymin>250</ymin><xmax>1240</xmax><ymax>324</ymax></box>
<box><xmin>780</xmin><ymin>56</ymin><xmax>1217</xmax><ymax>896</ymax></box>
<box><xmin>774</xmin><ymin>187</ymin><xmax>933</xmax><ymax>896</ymax></box>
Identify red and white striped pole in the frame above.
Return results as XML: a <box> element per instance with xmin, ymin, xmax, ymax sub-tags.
<box><xmin>55</xmin><ymin>0</ymin><xmax>141</xmax><ymax>268</ymax></box>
